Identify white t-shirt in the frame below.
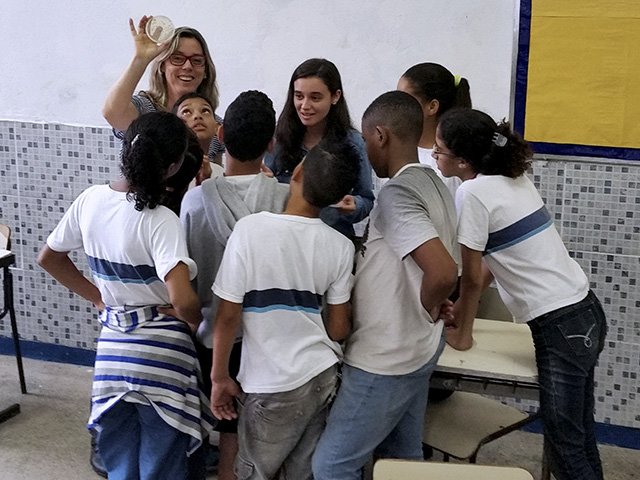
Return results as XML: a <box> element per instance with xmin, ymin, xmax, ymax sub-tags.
<box><xmin>418</xmin><ymin>146</ymin><xmax>461</xmax><ymax>201</ymax></box>
<box><xmin>456</xmin><ymin>174</ymin><xmax>589</xmax><ymax>322</ymax></box>
<box><xmin>344</xmin><ymin>164</ymin><xmax>459</xmax><ymax>376</ymax></box>
<box><xmin>213</xmin><ymin>211</ymin><xmax>354</xmax><ymax>393</ymax></box>
<box><xmin>47</xmin><ymin>184</ymin><xmax>196</xmax><ymax>308</ymax></box>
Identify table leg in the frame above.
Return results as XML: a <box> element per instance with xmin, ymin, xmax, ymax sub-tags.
<box><xmin>0</xmin><ymin>403</ymin><xmax>20</xmax><ymax>424</ymax></box>
<box><xmin>6</xmin><ymin>268</ymin><xmax>27</xmax><ymax>394</ymax></box>
<box><xmin>541</xmin><ymin>436</ymin><xmax>551</xmax><ymax>480</ymax></box>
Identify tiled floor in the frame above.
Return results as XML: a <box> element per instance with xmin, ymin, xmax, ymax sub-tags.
<box><xmin>0</xmin><ymin>355</ymin><xmax>638</xmax><ymax>480</ymax></box>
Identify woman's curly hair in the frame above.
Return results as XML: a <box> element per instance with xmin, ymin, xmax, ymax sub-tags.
<box><xmin>120</xmin><ymin>112</ymin><xmax>189</xmax><ymax>210</ymax></box>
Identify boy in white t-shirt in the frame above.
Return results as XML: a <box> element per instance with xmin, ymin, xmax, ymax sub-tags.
<box><xmin>210</xmin><ymin>140</ymin><xmax>360</xmax><ymax>479</ymax></box>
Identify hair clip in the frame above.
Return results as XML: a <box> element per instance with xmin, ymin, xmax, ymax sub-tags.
<box><xmin>492</xmin><ymin>132</ymin><xmax>507</xmax><ymax>147</ymax></box>
<box><xmin>131</xmin><ymin>134</ymin><xmax>141</xmax><ymax>147</ymax></box>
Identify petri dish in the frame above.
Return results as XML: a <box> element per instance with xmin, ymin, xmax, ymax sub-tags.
<box><xmin>145</xmin><ymin>15</ymin><xmax>175</xmax><ymax>44</ymax></box>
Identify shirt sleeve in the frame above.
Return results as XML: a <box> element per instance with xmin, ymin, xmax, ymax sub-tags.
<box><xmin>212</xmin><ymin>221</ymin><xmax>248</xmax><ymax>304</ymax></box>
<box><xmin>325</xmin><ymin>241</ymin><xmax>355</xmax><ymax>305</ymax></box>
<box><xmin>46</xmin><ymin>190</ymin><xmax>88</xmax><ymax>252</ymax></box>
<box><xmin>456</xmin><ymin>185</ymin><xmax>490</xmax><ymax>251</ymax></box>
<box><xmin>112</xmin><ymin>93</ymin><xmax>157</xmax><ymax>140</ymax></box>
<box><xmin>149</xmin><ymin>209</ymin><xmax>197</xmax><ymax>281</ymax></box>
<box><xmin>375</xmin><ymin>180</ymin><xmax>439</xmax><ymax>259</ymax></box>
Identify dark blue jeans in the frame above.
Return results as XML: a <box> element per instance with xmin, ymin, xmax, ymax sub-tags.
<box><xmin>528</xmin><ymin>290</ymin><xmax>607</xmax><ymax>480</ymax></box>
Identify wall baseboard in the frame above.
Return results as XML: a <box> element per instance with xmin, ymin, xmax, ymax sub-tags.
<box><xmin>1</xmin><ymin>336</ymin><xmax>638</xmax><ymax>450</ymax></box>
<box><xmin>516</xmin><ymin>415</ymin><xmax>639</xmax><ymax>451</ymax></box>
<box><xmin>0</xmin><ymin>337</ymin><xmax>95</xmax><ymax>367</ymax></box>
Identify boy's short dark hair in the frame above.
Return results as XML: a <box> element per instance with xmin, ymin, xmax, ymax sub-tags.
<box><xmin>171</xmin><ymin>92</ymin><xmax>214</xmax><ymax>113</ymax></box>
<box><xmin>302</xmin><ymin>138</ymin><xmax>360</xmax><ymax>209</ymax></box>
<box><xmin>362</xmin><ymin>91</ymin><xmax>423</xmax><ymax>143</ymax></box>
<box><xmin>223</xmin><ymin>90</ymin><xmax>276</xmax><ymax>161</ymax></box>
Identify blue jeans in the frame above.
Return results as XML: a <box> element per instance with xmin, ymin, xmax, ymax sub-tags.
<box><xmin>528</xmin><ymin>290</ymin><xmax>606</xmax><ymax>480</ymax></box>
<box><xmin>312</xmin><ymin>335</ymin><xmax>445</xmax><ymax>480</ymax></box>
<box><xmin>97</xmin><ymin>400</ymin><xmax>190</xmax><ymax>480</ymax></box>
<box><xmin>235</xmin><ymin>365</ymin><xmax>338</xmax><ymax>480</ymax></box>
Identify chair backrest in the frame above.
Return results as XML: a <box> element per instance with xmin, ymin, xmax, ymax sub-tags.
<box><xmin>0</xmin><ymin>224</ymin><xmax>10</xmax><ymax>250</ymax></box>
<box><xmin>373</xmin><ymin>459</ymin><xmax>534</xmax><ymax>480</ymax></box>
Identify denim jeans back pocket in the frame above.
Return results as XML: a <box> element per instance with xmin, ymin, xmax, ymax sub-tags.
<box><xmin>555</xmin><ymin>308</ymin><xmax>604</xmax><ymax>363</ymax></box>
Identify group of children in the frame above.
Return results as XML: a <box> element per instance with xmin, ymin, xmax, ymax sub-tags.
<box><xmin>36</xmin><ymin>16</ymin><xmax>607</xmax><ymax>480</ymax></box>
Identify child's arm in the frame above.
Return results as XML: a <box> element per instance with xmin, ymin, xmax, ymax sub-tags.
<box><xmin>448</xmin><ymin>245</ymin><xmax>488</xmax><ymax>351</ymax></box>
<box><xmin>324</xmin><ymin>302</ymin><xmax>352</xmax><ymax>341</ymax></box>
<box><xmin>211</xmin><ymin>299</ymin><xmax>243</xmax><ymax>421</ymax></box>
<box><xmin>162</xmin><ymin>262</ymin><xmax>202</xmax><ymax>332</ymax></box>
<box><xmin>409</xmin><ymin>237</ymin><xmax>458</xmax><ymax>316</ymax></box>
<box><xmin>37</xmin><ymin>245</ymin><xmax>104</xmax><ymax>310</ymax></box>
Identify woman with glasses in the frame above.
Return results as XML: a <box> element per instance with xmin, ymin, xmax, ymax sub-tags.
<box><xmin>103</xmin><ymin>16</ymin><xmax>224</xmax><ymax>162</ymax></box>
<box><xmin>397</xmin><ymin>63</ymin><xmax>472</xmax><ymax>199</ymax></box>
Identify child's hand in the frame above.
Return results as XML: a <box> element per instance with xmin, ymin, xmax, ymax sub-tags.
<box><xmin>429</xmin><ymin>299</ymin><xmax>454</xmax><ymax>324</ymax></box>
<box><xmin>158</xmin><ymin>304</ymin><xmax>176</xmax><ymax>317</ymax></box>
<box><xmin>445</xmin><ymin>327</ymin><xmax>474</xmax><ymax>351</ymax></box>
<box><xmin>211</xmin><ymin>377</ymin><xmax>242</xmax><ymax>421</ymax></box>
<box><xmin>157</xmin><ymin>305</ymin><xmax>199</xmax><ymax>333</ymax></box>
<box><xmin>330</xmin><ymin>195</ymin><xmax>356</xmax><ymax>214</ymax></box>
<box><xmin>196</xmin><ymin>156</ymin><xmax>212</xmax><ymax>185</ymax></box>
<box><xmin>260</xmin><ymin>162</ymin><xmax>274</xmax><ymax>177</ymax></box>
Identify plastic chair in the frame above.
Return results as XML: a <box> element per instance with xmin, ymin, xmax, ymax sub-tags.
<box><xmin>423</xmin><ymin>287</ymin><xmax>538</xmax><ymax>464</ymax></box>
<box><xmin>423</xmin><ymin>391</ymin><xmax>537</xmax><ymax>462</ymax></box>
<box><xmin>373</xmin><ymin>459</ymin><xmax>534</xmax><ymax>480</ymax></box>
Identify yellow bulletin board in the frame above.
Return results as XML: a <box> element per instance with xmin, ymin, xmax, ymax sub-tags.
<box><xmin>514</xmin><ymin>0</ymin><xmax>640</xmax><ymax>160</ymax></box>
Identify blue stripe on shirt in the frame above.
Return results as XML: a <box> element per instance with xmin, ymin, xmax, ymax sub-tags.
<box><xmin>484</xmin><ymin>206</ymin><xmax>552</xmax><ymax>255</ymax></box>
<box><xmin>243</xmin><ymin>288</ymin><xmax>321</xmax><ymax>312</ymax></box>
<box><xmin>87</xmin><ymin>255</ymin><xmax>161</xmax><ymax>285</ymax></box>
<box><xmin>244</xmin><ymin>305</ymin><xmax>321</xmax><ymax>314</ymax></box>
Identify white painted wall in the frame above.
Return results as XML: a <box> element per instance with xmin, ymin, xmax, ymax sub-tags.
<box><xmin>0</xmin><ymin>0</ymin><xmax>516</xmax><ymax>127</ymax></box>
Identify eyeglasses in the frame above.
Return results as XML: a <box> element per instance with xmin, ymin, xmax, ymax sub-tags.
<box><xmin>432</xmin><ymin>143</ymin><xmax>456</xmax><ymax>157</ymax></box>
<box><xmin>168</xmin><ymin>53</ymin><xmax>206</xmax><ymax>68</ymax></box>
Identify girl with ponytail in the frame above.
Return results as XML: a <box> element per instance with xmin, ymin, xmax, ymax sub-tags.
<box><xmin>435</xmin><ymin>108</ymin><xmax>607</xmax><ymax>480</ymax></box>
<box><xmin>398</xmin><ymin>62</ymin><xmax>472</xmax><ymax>197</ymax></box>
<box><xmin>37</xmin><ymin>111</ymin><xmax>213</xmax><ymax>479</ymax></box>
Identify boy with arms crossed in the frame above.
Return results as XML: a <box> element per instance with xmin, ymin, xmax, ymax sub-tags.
<box><xmin>211</xmin><ymin>141</ymin><xmax>360</xmax><ymax>479</ymax></box>
<box><xmin>312</xmin><ymin>91</ymin><xmax>459</xmax><ymax>480</ymax></box>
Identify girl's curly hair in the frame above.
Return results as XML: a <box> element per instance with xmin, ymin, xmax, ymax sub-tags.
<box><xmin>438</xmin><ymin>108</ymin><xmax>532</xmax><ymax>178</ymax></box>
<box><xmin>120</xmin><ymin>112</ymin><xmax>189</xmax><ymax>210</ymax></box>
